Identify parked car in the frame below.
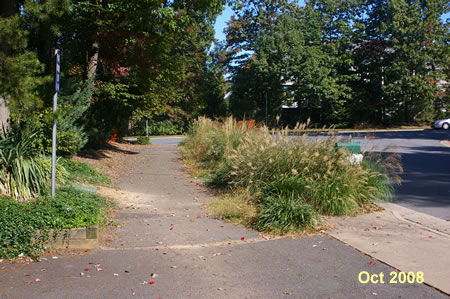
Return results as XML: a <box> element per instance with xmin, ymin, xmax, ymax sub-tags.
<box><xmin>431</xmin><ymin>117</ymin><xmax>450</xmax><ymax>130</ymax></box>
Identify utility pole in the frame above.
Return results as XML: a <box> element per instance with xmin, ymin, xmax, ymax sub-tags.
<box><xmin>51</xmin><ymin>49</ymin><xmax>61</xmax><ymax>198</ymax></box>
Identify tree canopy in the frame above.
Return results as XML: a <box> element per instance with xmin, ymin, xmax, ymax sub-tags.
<box><xmin>0</xmin><ymin>0</ymin><xmax>448</xmax><ymax>143</ymax></box>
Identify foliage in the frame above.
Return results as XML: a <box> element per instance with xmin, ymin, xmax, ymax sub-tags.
<box><xmin>181</xmin><ymin>117</ymin><xmax>248</xmax><ymax>168</ymax></box>
<box><xmin>57</xmin><ymin>158</ymin><xmax>111</xmax><ymax>186</ymax></box>
<box><xmin>136</xmin><ymin>136</ymin><xmax>152</xmax><ymax>145</ymax></box>
<box><xmin>0</xmin><ymin>187</ymin><xmax>115</xmax><ymax>260</ymax></box>
<box><xmin>130</xmin><ymin>118</ymin><xmax>185</xmax><ymax>136</ymax></box>
<box><xmin>0</xmin><ymin>123</ymin><xmax>49</xmax><ymax>200</ymax></box>
<box><xmin>34</xmin><ymin>78</ymin><xmax>95</xmax><ymax>156</ymax></box>
<box><xmin>257</xmin><ymin>193</ymin><xmax>318</xmax><ymax>232</ymax></box>
<box><xmin>182</xmin><ymin>117</ymin><xmax>401</xmax><ymax>232</ymax></box>
<box><xmin>225</xmin><ymin>0</ymin><xmax>448</xmax><ymax>126</ymax></box>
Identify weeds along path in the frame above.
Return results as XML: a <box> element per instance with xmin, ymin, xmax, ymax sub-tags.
<box><xmin>0</xmin><ymin>144</ymin><xmax>446</xmax><ymax>298</ymax></box>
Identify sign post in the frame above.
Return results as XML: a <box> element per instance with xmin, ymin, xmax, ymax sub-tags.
<box><xmin>51</xmin><ymin>49</ymin><xmax>60</xmax><ymax>198</ymax></box>
<box><xmin>145</xmin><ymin>116</ymin><xmax>149</xmax><ymax>137</ymax></box>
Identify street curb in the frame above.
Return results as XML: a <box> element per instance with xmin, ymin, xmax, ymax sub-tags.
<box><xmin>376</xmin><ymin>202</ymin><xmax>450</xmax><ymax>237</ymax></box>
<box><xmin>44</xmin><ymin>225</ymin><xmax>99</xmax><ymax>249</ymax></box>
<box><xmin>337</xmin><ymin>129</ymin><xmax>426</xmax><ymax>134</ymax></box>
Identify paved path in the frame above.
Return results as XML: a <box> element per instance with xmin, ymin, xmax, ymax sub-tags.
<box><xmin>0</xmin><ymin>144</ymin><xmax>447</xmax><ymax>298</ymax></box>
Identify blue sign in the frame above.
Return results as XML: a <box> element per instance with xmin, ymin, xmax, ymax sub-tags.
<box><xmin>55</xmin><ymin>49</ymin><xmax>61</xmax><ymax>92</ymax></box>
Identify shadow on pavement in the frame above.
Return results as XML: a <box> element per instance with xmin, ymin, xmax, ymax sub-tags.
<box><xmin>77</xmin><ymin>143</ymin><xmax>139</xmax><ymax>160</ymax></box>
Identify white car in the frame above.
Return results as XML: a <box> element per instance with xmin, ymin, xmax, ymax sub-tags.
<box><xmin>431</xmin><ymin>117</ymin><xmax>450</xmax><ymax>130</ymax></box>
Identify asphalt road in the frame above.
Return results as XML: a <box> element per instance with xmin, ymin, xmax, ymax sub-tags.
<box><xmin>335</xmin><ymin>129</ymin><xmax>450</xmax><ymax>220</ymax></box>
<box><xmin>151</xmin><ymin>129</ymin><xmax>450</xmax><ymax>220</ymax></box>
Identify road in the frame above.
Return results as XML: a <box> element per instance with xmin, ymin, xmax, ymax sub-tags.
<box><xmin>335</xmin><ymin>130</ymin><xmax>450</xmax><ymax>220</ymax></box>
<box><xmin>151</xmin><ymin>130</ymin><xmax>450</xmax><ymax>220</ymax></box>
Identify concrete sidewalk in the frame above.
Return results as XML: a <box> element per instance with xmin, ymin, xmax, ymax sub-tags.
<box><xmin>327</xmin><ymin>202</ymin><xmax>450</xmax><ymax>294</ymax></box>
<box><xmin>0</xmin><ymin>144</ymin><xmax>447</xmax><ymax>298</ymax></box>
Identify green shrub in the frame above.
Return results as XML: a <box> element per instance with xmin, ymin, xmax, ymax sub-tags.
<box><xmin>34</xmin><ymin>78</ymin><xmax>94</xmax><ymax>156</ymax></box>
<box><xmin>58</xmin><ymin>158</ymin><xmax>111</xmax><ymax>185</ymax></box>
<box><xmin>257</xmin><ymin>193</ymin><xmax>318</xmax><ymax>232</ymax></box>
<box><xmin>0</xmin><ymin>187</ymin><xmax>115</xmax><ymax>260</ymax></box>
<box><xmin>136</xmin><ymin>136</ymin><xmax>152</xmax><ymax>145</ymax></box>
<box><xmin>0</xmin><ymin>124</ymin><xmax>49</xmax><ymax>200</ymax></box>
<box><xmin>131</xmin><ymin>118</ymin><xmax>185</xmax><ymax>136</ymax></box>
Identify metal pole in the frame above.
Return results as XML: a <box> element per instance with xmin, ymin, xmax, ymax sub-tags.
<box><xmin>51</xmin><ymin>49</ymin><xmax>60</xmax><ymax>198</ymax></box>
<box><xmin>146</xmin><ymin>117</ymin><xmax>149</xmax><ymax>137</ymax></box>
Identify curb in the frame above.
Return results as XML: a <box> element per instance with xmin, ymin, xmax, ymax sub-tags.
<box><xmin>44</xmin><ymin>225</ymin><xmax>99</xmax><ymax>249</ymax></box>
<box><xmin>376</xmin><ymin>202</ymin><xmax>450</xmax><ymax>237</ymax></box>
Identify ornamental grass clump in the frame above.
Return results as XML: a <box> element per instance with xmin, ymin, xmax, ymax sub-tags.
<box><xmin>182</xmin><ymin>117</ymin><xmax>400</xmax><ymax>233</ymax></box>
<box><xmin>181</xmin><ymin>117</ymin><xmax>249</xmax><ymax>168</ymax></box>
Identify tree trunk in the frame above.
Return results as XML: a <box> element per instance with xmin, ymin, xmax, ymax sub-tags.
<box><xmin>87</xmin><ymin>41</ymin><xmax>99</xmax><ymax>79</ymax></box>
<box><xmin>0</xmin><ymin>0</ymin><xmax>19</xmax><ymax>127</ymax></box>
<box><xmin>0</xmin><ymin>97</ymin><xmax>9</xmax><ymax>129</ymax></box>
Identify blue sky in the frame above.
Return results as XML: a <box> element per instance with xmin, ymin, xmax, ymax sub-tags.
<box><xmin>213</xmin><ymin>4</ymin><xmax>449</xmax><ymax>43</ymax></box>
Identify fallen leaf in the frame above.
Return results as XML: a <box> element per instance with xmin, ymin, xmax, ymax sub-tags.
<box><xmin>368</xmin><ymin>261</ymin><xmax>375</xmax><ymax>267</ymax></box>
<box><xmin>80</xmin><ymin>272</ymin><xmax>85</xmax><ymax>277</ymax></box>
<box><xmin>84</xmin><ymin>269</ymin><xmax>89</xmax><ymax>271</ymax></box>
<box><xmin>241</xmin><ymin>237</ymin><xmax>245</xmax><ymax>241</ymax></box>
<box><xmin>96</xmin><ymin>268</ymin><xmax>103</xmax><ymax>272</ymax></box>
<box><xmin>84</xmin><ymin>249</ymin><xmax>91</xmax><ymax>252</ymax></box>
<box><xmin>151</xmin><ymin>273</ymin><xmax>158</xmax><ymax>278</ymax></box>
<box><xmin>148</xmin><ymin>281</ymin><xmax>155</xmax><ymax>285</ymax></box>
<box><xmin>170</xmin><ymin>227</ymin><xmax>174</xmax><ymax>231</ymax></box>
<box><xmin>35</xmin><ymin>278</ymin><xmax>40</xmax><ymax>282</ymax></box>
<box><xmin>114</xmin><ymin>273</ymin><xmax>119</xmax><ymax>277</ymax></box>
<box><xmin>52</xmin><ymin>256</ymin><xmax>58</xmax><ymax>260</ymax></box>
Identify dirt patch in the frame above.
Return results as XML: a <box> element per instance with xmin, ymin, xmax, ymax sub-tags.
<box><xmin>72</xmin><ymin>142</ymin><xmax>146</xmax><ymax>181</ymax></box>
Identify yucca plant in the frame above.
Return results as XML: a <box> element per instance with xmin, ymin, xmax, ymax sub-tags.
<box><xmin>0</xmin><ymin>123</ymin><xmax>49</xmax><ymax>200</ymax></box>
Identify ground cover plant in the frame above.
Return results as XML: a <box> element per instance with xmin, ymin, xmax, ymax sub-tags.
<box><xmin>57</xmin><ymin>158</ymin><xmax>111</xmax><ymax>185</ymax></box>
<box><xmin>181</xmin><ymin>117</ymin><xmax>402</xmax><ymax>234</ymax></box>
<box><xmin>0</xmin><ymin>187</ymin><xmax>115</xmax><ymax>260</ymax></box>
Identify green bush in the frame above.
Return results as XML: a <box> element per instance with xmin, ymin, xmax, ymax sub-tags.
<box><xmin>131</xmin><ymin>118</ymin><xmax>185</xmax><ymax>136</ymax></box>
<box><xmin>0</xmin><ymin>124</ymin><xmax>49</xmax><ymax>200</ymax></box>
<box><xmin>136</xmin><ymin>136</ymin><xmax>152</xmax><ymax>145</ymax></box>
<box><xmin>0</xmin><ymin>187</ymin><xmax>115</xmax><ymax>260</ymax></box>
<box><xmin>34</xmin><ymin>78</ymin><xmax>94</xmax><ymax>156</ymax></box>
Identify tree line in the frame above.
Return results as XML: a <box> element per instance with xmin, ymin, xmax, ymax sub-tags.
<box><xmin>222</xmin><ymin>0</ymin><xmax>449</xmax><ymax>127</ymax></box>
<box><xmin>0</xmin><ymin>0</ymin><xmax>226</xmax><ymax>151</ymax></box>
<box><xmin>0</xmin><ymin>0</ymin><xmax>448</xmax><ymax>148</ymax></box>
